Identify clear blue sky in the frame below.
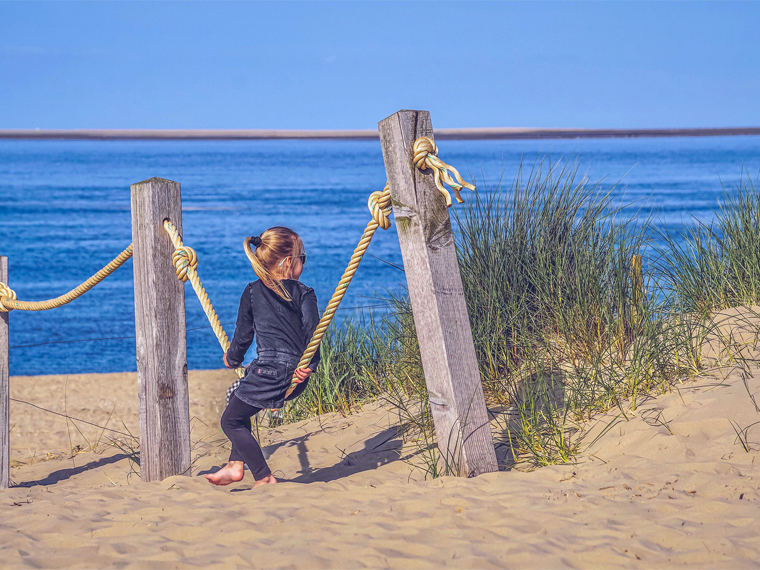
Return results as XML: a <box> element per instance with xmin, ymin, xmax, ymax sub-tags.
<box><xmin>1</xmin><ymin>1</ymin><xmax>758</xmax><ymax>129</ymax></box>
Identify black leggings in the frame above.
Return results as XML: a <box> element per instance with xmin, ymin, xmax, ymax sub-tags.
<box><xmin>220</xmin><ymin>394</ymin><xmax>270</xmax><ymax>480</ymax></box>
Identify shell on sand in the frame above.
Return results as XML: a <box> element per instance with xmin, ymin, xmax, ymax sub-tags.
<box><xmin>3</xmin><ymin>350</ymin><xmax>760</xmax><ymax>567</ymax></box>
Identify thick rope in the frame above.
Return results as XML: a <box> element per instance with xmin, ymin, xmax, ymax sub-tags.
<box><xmin>0</xmin><ymin>245</ymin><xmax>133</xmax><ymax>312</ymax></box>
<box><xmin>163</xmin><ymin>220</ymin><xmax>245</xmax><ymax>380</ymax></box>
<box><xmin>412</xmin><ymin>136</ymin><xmax>476</xmax><ymax>207</ymax></box>
<box><xmin>282</xmin><ymin>185</ymin><xmax>392</xmax><ymax>398</ymax></box>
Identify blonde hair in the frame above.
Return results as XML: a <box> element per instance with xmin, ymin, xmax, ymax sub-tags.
<box><xmin>246</xmin><ymin>227</ymin><xmax>304</xmax><ymax>301</ymax></box>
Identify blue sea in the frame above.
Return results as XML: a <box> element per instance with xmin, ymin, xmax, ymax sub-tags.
<box><xmin>1</xmin><ymin>136</ymin><xmax>759</xmax><ymax>376</ymax></box>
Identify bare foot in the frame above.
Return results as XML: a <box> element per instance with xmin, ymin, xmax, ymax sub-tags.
<box><xmin>253</xmin><ymin>474</ymin><xmax>278</xmax><ymax>488</ymax></box>
<box><xmin>205</xmin><ymin>461</ymin><xmax>245</xmax><ymax>485</ymax></box>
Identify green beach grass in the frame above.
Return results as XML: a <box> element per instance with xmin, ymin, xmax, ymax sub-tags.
<box><xmin>277</xmin><ymin>163</ymin><xmax>760</xmax><ymax>475</ymax></box>
<box><xmin>659</xmin><ymin>174</ymin><xmax>760</xmax><ymax>314</ymax></box>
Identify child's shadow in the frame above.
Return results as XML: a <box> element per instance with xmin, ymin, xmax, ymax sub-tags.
<box><xmin>275</xmin><ymin>426</ymin><xmax>403</xmax><ymax>484</ymax></box>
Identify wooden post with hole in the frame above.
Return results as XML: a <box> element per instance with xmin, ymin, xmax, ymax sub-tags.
<box><xmin>130</xmin><ymin>178</ymin><xmax>191</xmax><ymax>482</ymax></box>
<box><xmin>378</xmin><ymin>110</ymin><xmax>498</xmax><ymax>477</ymax></box>
<box><xmin>0</xmin><ymin>256</ymin><xmax>9</xmax><ymax>489</ymax></box>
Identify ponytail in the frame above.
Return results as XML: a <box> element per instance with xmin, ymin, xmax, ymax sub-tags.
<box><xmin>244</xmin><ymin>227</ymin><xmax>304</xmax><ymax>301</ymax></box>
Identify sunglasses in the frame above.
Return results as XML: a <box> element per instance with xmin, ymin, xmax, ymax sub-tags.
<box><xmin>278</xmin><ymin>253</ymin><xmax>307</xmax><ymax>269</ymax></box>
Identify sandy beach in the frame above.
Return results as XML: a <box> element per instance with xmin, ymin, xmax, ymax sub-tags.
<box><xmin>3</xmin><ymin>1</ymin><xmax>759</xmax><ymax>567</ymax></box>
<box><xmin>2</xmin><ymin>350</ymin><xmax>759</xmax><ymax>568</ymax></box>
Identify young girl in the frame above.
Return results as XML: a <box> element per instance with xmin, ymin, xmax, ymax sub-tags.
<box><xmin>205</xmin><ymin>227</ymin><xmax>320</xmax><ymax>488</ymax></box>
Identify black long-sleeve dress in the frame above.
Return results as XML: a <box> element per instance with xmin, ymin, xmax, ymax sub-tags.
<box><xmin>226</xmin><ymin>279</ymin><xmax>321</xmax><ymax>409</ymax></box>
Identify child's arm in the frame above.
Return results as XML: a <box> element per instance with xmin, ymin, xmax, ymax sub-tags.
<box><xmin>225</xmin><ymin>284</ymin><xmax>254</xmax><ymax>368</ymax></box>
<box><xmin>300</xmin><ymin>287</ymin><xmax>321</xmax><ymax>371</ymax></box>
<box><xmin>285</xmin><ymin>288</ymin><xmax>319</xmax><ymax>400</ymax></box>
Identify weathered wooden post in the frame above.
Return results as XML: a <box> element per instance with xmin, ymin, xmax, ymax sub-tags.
<box><xmin>130</xmin><ymin>178</ymin><xmax>191</xmax><ymax>481</ymax></box>
<box><xmin>0</xmin><ymin>256</ymin><xmax>9</xmax><ymax>489</ymax></box>
<box><xmin>378</xmin><ymin>110</ymin><xmax>498</xmax><ymax>477</ymax></box>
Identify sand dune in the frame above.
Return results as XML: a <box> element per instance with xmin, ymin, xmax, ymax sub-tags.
<box><xmin>2</xmin><ymin>358</ymin><xmax>759</xmax><ymax>567</ymax></box>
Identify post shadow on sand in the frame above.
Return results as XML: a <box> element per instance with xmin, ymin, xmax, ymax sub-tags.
<box><xmin>14</xmin><ymin>452</ymin><xmax>128</xmax><ymax>487</ymax></box>
<box><xmin>286</xmin><ymin>426</ymin><xmax>404</xmax><ymax>484</ymax></box>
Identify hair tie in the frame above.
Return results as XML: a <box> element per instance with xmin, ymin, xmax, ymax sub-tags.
<box><xmin>250</xmin><ymin>235</ymin><xmax>262</xmax><ymax>248</ymax></box>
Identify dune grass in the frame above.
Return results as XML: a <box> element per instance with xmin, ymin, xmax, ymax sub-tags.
<box><xmin>659</xmin><ymin>174</ymin><xmax>760</xmax><ymax>314</ymax></box>
<box><xmin>277</xmin><ymin>163</ymin><xmax>760</xmax><ymax>475</ymax></box>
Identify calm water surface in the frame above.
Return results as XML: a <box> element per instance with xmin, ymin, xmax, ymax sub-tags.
<box><xmin>1</xmin><ymin>137</ymin><xmax>758</xmax><ymax>375</ymax></box>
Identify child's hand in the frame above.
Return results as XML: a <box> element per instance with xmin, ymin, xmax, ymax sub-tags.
<box><xmin>223</xmin><ymin>352</ymin><xmax>234</xmax><ymax>370</ymax></box>
<box><xmin>293</xmin><ymin>367</ymin><xmax>312</xmax><ymax>383</ymax></box>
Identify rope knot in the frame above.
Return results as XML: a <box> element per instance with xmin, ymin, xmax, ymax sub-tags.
<box><xmin>0</xmin><ymin>282</ymin><xmax>16</xmax><ymax>312</ymax></box>
<box><xmin>412</xmin><ymin>136</ymin><xmax>439</xmax><ymax>171</ymax></box>
<box><xmin>412</xmin><ymin>136</ymin><xmax>476</xmax><ymax>207</ymax></box>
<box><xmin>368</xmin><ymin>184</ymin><xmax>392</xmax><ymax>230</ymax></box>
<box><xmin>172</xmin><ymin>246</ymin><xmax>198</xmax><ymax>282</ymax></box>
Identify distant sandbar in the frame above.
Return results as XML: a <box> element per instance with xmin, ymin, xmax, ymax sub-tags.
<box><xmin>1</xmin><ymin>127</ymin><xmax>759</xmax><ymax>141</ymax></box>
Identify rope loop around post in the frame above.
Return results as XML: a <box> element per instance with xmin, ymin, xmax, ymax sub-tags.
<box><xmin>412</xmin><ymin>136</ymin><xmax>476</xmax><ymax>207</ymax></box>
<box><xmin>368</xmin><ymin>183</ymin><xmax>392</xmax><ymax>229</ymax></box>
<box><xmin>0</xmin><ymin>283</ymin><xmax>16</xmax><ymax>313</ymax></box>
<box><xmin>171</xmin><ymin>246</ymin><xmax>198</xmax><ymax>283</ymax></box>
<box><xmin>412</xmin><ymin>135</ymin><xmax>439</xmax><ymax>169</ymax></box>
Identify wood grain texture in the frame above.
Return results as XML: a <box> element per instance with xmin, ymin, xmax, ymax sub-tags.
<box><xmin>378</xmin><ymin>110</ymin><xmax>498</xmax><ymax>477</ymax></box>
<box><xmin>130</xmin><ymin>178</ymin><xmax>191</xmax><ymax>482</ymax></box>
<box><xmin>0</xmin><ymin>257</ymin><xmax>8</xmax><ymax>489</ymax></box>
